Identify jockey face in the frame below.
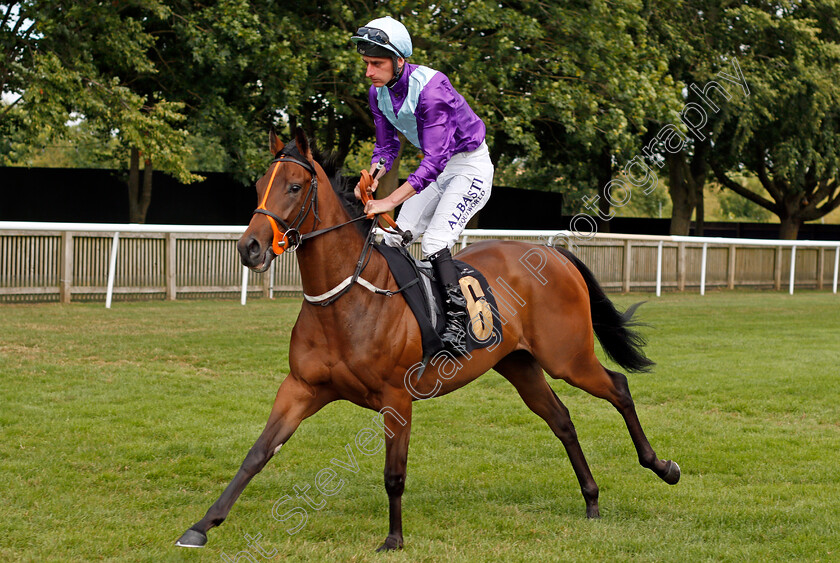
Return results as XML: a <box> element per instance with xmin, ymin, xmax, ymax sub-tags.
<box><xmin>363</xmin><ymin>55</ymin><xmax>404</xmax><ymax>88</ymax></box>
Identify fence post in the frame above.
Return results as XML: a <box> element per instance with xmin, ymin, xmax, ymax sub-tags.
<box><xmin>240</xmin><ymin>265</ymin><xmax>249</xmax><ymax>305</ymax></box>
<box><xmin>60</xmin><ymin>231</ymin><xmax>73</xmax><ymax>304</ymax></box>
<box><xmin>268</xmin><ymin>260</ymin><xmax>276</xmax><ymax>300</ymax></box>
<box><xmin>727</xmin><ymin>244</ymin><xmax>737</xmax><ymax>290</ymax></box>
<box><xmin>165</xmin><ymin>233</ymin><xmax>177</xmax><ymax>301</ymax></box>
<box><xmin>677</xmin><ymin>242</ymin><xmax>686</xmax><ymax>291</ymax></box>
<box><xmin>817</xmin><ymin>247</ymin><xmax>825</xmax><ymax>290</ymax></box>
<box><xmin>623</xmin><ymin>239</ymin><xmax>632</xmax><ymax>293</ymax></box>
<box><xmin>774</xmin><ymin>246</ymin><xmax>783</xmax><ymax>291</ymax></box>
<box><xmin>789</xmin><ymin>245</ymin><xmax>797</xmax><ymax>295</ymax></box>
<box><xmin>105</xmin><ymin>232</ymin><xmax>120</xmax><ymax>309</ymax></box>
<box><xmin>656</xmin><ymin>241</ymin><xmax>663</xmax><ymax>297</ymax></box>
<box><xmin>833</xmin><ymin>246</ymin><xmax>839</xmax><ymax>294</ymax></box>
<box><xmin>261</xmin><ymin>265</ymin><xmax>271</xmax><ymax>299</ymax></box>
<box><xmin>700</xmin><ymin>243</ymin><xmax>708</xmax><ymax>296</ymax></box>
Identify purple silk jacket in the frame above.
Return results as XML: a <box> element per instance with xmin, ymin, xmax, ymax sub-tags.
<box><xmin>369</xmin><ymin>63</ymin><xmax>486</xmax><ymax>193</ymax></box>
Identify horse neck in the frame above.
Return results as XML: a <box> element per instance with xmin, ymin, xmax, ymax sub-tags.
<box><xmin>295</xmin><ymin>166</ymin><xmax>378</xmax><ymax>299</ymax></box>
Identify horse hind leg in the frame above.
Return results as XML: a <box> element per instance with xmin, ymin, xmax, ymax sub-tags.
<box><xmin>494</xmin><ymin>351</ymin><xmax>601</xmax><ymax>518</ymax></box>
<box><xmin>175</xmin><ymin>375</ymin><xmax>333</xmax><ymax>548</ymax></box>
<box><xmin>604</xmin><ymin>366</ymin><xmax>680</xmax><ymax>484</ymax></box>
<box><xmin>546</xmin><ymin>352</ymin><xmax>680</xmax><ymax>485</ymax></box>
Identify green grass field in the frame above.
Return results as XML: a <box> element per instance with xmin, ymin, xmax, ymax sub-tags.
<box><xmin>1</xmin><ymin>291</ymin><xmax>839</xmax><ymax>562</ymax></box>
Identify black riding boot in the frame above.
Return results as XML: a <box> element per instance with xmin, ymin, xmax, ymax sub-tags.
<box><xmin>429</xmin><ymin>247</ymin><xmax>468</xmax><ymax>351</ymax></box>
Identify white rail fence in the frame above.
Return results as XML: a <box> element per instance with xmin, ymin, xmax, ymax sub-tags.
<box><xmin>1</xmin><ymin>222</ymin><xmax>838</xmax><ymax>306</ymax></box>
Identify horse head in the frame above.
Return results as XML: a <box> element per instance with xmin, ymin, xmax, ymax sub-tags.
<box><xmin>237</xmin><ymin>128</ymin><xmax>321</xmax><ymax>272</ymax></box>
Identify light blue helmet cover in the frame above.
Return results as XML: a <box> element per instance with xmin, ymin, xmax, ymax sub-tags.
<box><xmin>351</xmin><ymin>16</ymin><xmax>413</xmax><ymax>59</ymax></box>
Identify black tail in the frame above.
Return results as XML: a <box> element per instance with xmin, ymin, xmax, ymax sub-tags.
<box><xmin>555</xmin><ymin>247</ymin><xmax>654</xmax><ymax>373</ymax></box>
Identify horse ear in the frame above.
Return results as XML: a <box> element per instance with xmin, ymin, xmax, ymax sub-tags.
<box><xmin>294</xmin><ymin>127</ymin><xmax>313</xmax><ymax>162</ymax></box>
<box><xmin>269</xmin><ymin>129</ymin><xmax>284</xmax><ymax>156</ymax></box>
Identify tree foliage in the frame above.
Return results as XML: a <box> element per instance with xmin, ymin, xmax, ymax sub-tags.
<box><xmin>1</xmin><ymin>2</ymin><xmax>196</xmax><ymax>173</ymax></box>
<box><xmin>3</xmin><ymin>1</ymin><xmax>839</xmax><ymax>235</ymax></box>
<box><xmin>709</xmin><ymin>0</ymin><xmax>840</xmax><ymax>239</ymax></box>
<box><xmin>644</xmin><ymin>0</ymin><xmax>840</xmax><ymax>238</ymax></box>
<box><xmin>3</xmin><ymin>0</ymin><xmax>683</xmax><ymax>220</ymax></box>
<box><xmin>2</xmin><ymin>1</ymin><xmax>201</xmax><ymax>221</ymax></box>
<box><xmin>642</xmin><ymin>0</ymin><xmax>720</xmax><ymax>235</ymax></box>
<box><xmin>413</xmin><ymin>0</ymin><xmax>683</xmax><ymax>218</ymax></box>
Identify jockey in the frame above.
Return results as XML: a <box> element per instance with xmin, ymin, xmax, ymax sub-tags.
<box><xmin>351</xmin><ymin>16</ymin><xmax>495</xmax><ymax>351</ymax></box>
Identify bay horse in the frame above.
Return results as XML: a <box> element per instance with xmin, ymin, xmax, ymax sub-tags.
<box><xmin>175</xmin><ymin>129</ymin><xmax>680</xmax><ymax>551</ymax></box>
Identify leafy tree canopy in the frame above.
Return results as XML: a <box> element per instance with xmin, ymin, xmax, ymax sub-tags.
<box><xmin>1</xmin><ymin>1</ymin><xmax>196</xmax><ymax>183</ymax></box>
<box><xmin>3</xmin><ymin>1</ymin><xmax>839</xmax><ymax>236</ymax></box>
<box><xmin>710</xmin><ymin>0</ymin><xmax>840</xmax><ymax>238</ymax></box>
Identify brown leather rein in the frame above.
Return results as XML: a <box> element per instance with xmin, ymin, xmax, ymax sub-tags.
<box><xmin>251</xmin><ymin>154</ymin><xmax>409</xmax><ymax>256</ymax></box>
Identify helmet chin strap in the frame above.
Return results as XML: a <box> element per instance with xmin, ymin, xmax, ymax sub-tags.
<box><xmin>386</xmin><ymin>59</ymin><xmax>405</xmax><ymax>88</ymax></box>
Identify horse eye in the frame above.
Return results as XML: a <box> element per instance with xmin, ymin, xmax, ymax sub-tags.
<box><xmin>288</xmin><ymin>183</ymin><xmax>302</xmax><ymax>194</ymax></box>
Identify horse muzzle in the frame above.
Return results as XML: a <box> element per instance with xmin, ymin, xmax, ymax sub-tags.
<box><xmin>237</xmin><ymin>233</ymin><xmax>275</xmax><ymax>273</ymax></box>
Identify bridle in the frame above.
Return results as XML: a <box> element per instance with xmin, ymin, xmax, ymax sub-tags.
<box><xmin>249</xmin><ymin>146</ymin><xmax>418</xmax><ymax>306</ymax></box>
<box><xmin>251</xmin><ymin>148</ymin><xmax>411</xmax><ymax>257</ymax></box>
<box><xmin>251</xmin><ymin>150</ymin><xmax>320</xmax><ymax>255</ymax></box>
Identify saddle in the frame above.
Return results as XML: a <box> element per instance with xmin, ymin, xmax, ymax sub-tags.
<box><xmin>374</xmin><ymin>243</ymin><xmax>503</xmax><ymax>359</ymax></box>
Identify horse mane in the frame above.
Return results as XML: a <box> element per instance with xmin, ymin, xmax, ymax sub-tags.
<box><xmin>311</xmin><ymin>147</ymin><xmax>373</xmax><ymax>236</ymax></box>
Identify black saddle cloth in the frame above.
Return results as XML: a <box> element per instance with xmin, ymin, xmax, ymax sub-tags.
<box><xmin>373</xmin><ymin>243</ymin><xmax>502</xmax><ymax>359</ymax></box>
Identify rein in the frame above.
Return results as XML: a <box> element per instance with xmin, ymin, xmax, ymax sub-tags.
<box><xmin>251</xmin><ymin>152</ymin><xmax>416</xmax><ymax>306</ymax></box>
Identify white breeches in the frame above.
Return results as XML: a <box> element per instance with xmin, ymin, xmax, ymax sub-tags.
<box><xmin>384</xmin><ymin>141</ymin><xmax>494</xmax><ymax>257</ymax></box>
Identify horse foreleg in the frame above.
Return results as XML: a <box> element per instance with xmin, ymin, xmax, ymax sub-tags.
<box><xmin>375</xmin><ymin>395</ymin><xmax>413</xmax><ymax>552</ymax></box>
<box><xmin>176</xmin><ymin>375</ymin><xmax>332</xmax><ymax>548</ymax></box>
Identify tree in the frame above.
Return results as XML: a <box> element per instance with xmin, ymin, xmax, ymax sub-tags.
<box><xmin>709</xmin><ymin>1</ymin><xmax>840</xmax><ymax>239</ymax></box>
<box><xmin>12</xmin><ymin>0</ymin><xmax>837</xmax><ymax>237</ymax></box>
<box><xmin>716</xmin><ymin>179</ymin><xmax>772</xmax><ymax>222</ymax></box>
<box><xmin>214</xmin><ymin>0</ymin><xmax>682</xmax><ymax>223</ymax></box>
<box><xmin>2</xmin><ymin>1</ymin><xmax>688</xmax><ymax>228</ymax></box>
<box><xmin>2</xmin><ymin>1</ymin><xmax>198</xmax><ymax>223</ymax></box>
<box><xmin>644</xmin><ymin>0</ymin><xmax>840</xmax><ymax>238</ymax></box>
<box><xmin>641</xmin><ymin>0</ymin><xmax>740</xmax><ymax>236</ymax></box>
<box><xmin>417</xmin><ymin>0</ymin><xmax>681</xmax><ymax>227</ymax></box>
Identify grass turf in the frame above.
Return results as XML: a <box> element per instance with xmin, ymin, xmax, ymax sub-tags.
<box><xmin>1</xmin><ymin>291</ymin><xmax>838</xmax><ymax>562</ymax></box>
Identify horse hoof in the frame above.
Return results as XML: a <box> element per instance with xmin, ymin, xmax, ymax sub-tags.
<box><xmin>586</xmin><ymin>505</ymin><xmax>601</xmax><ymax>519</ymax></box>
<box><xmin>662</xmin><ymin>460</ymin><xmax>681</xmax><ymax>485</ymax></box>
<box><xmin>175</xmin><ymin>528</ymin><xmax>207</xmax><ymax>548</ymax></box>
<box><xmin>375</xmin><ymin>536</ymin><xmax>403</xmax><ymax>552</ymax></box>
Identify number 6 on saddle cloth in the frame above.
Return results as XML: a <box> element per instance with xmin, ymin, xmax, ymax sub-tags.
<box><xmin>375</xmin><ymin>243</ymin><xmax>503</xmax><ymax>359</ymax></box>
